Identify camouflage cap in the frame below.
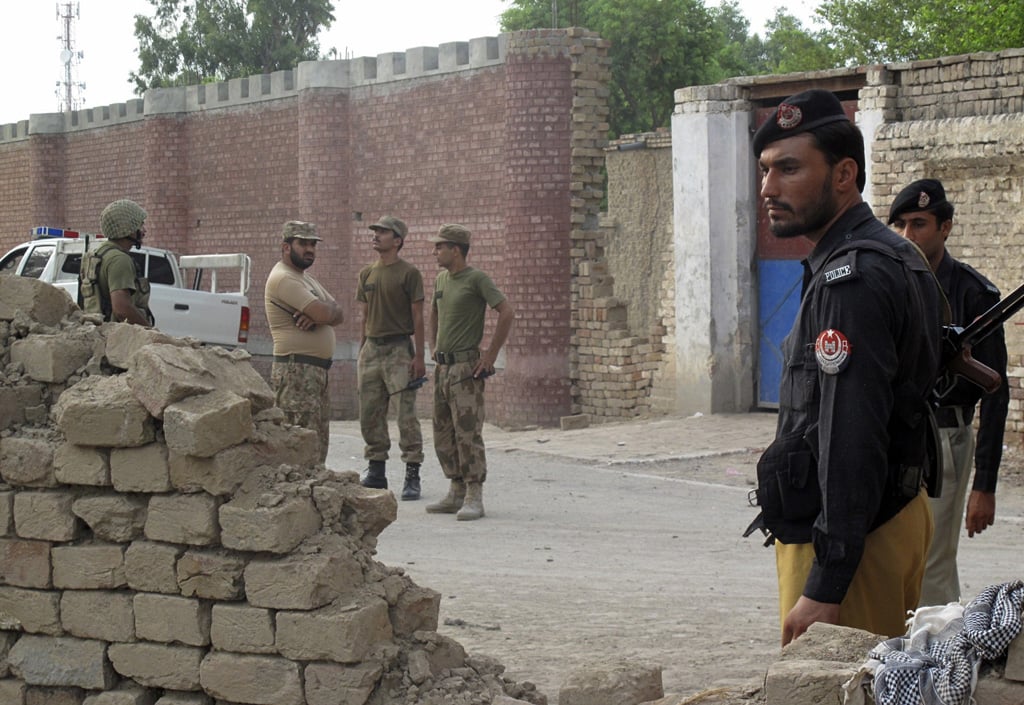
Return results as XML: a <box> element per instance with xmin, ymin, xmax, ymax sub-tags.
<box><xmin>100</xmin><ymin>199</ymin><xmax>147</xmax><ymax>240</ymax></box>
<box><xmin>368</xmin><ymin>215</ymin><xmax>408</xmax><ymax>238</ymax></box>
<box><xmin>282</xmin><ymin>221</ymin><xmax>321</xmax><ymax>242</ymax></box>
<box><xmin>429</xmin><ymin>224</ymin><xmax>471</xmax><ymax>246</ymax></box>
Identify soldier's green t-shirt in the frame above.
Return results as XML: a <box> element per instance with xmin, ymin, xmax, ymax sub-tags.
<box><xmin>432</xmin><ymin>267</ymin><xmax>505</xmax><ymax>353</ymax></box>
<box><xmin>357</xmin><ymin>259</ymin><xmax>424</xmax><ymax>337</ymax></box>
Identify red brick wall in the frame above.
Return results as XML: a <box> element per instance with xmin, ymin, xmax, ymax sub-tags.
<box><xmin>0</xmin><ymin>31</ymin><xmax>610</xmax><ymax>427</ymax></box>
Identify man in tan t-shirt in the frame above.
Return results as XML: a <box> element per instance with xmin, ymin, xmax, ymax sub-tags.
<box><xmin>264</xmin><ymin>221</ymin><xmax>345</xmax><ymax>463</ymax></box>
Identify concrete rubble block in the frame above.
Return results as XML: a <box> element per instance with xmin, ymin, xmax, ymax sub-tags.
<box><xmin>0</xmin><ymin>385</ymin><xmax>44</xmax><ymax>431</ymax></box>
<box><xmin>0</xmin><ymin>436</ymin><xmax>58</xmax><ymax>488</ymax></box>
<box><xmin>0</xmin><ymin>278</ymin><xmax>76</xmax><ymax>327</ymax></box>
<box><xmin>54</xmin><ymin>443</ymin><xmax>111</xmax><ymax>486</ymax></box>
<box><xmin>244</xmin><ymin>535</ymin><xmax>363</xmax><ymax>610</ymax></box>
<box><xmin>107</xmin><ymin>642</ymin><xmax>204</xmax><ymax>691</ymax></box>
<box><xmin>134</xmin><ymin>593</ymin><xmax>212</xmax><ymax>646</ymax></box>
<box><xmin>219</xmin><ymin>491</ymin><xmax>321</xmax><ymax>554</ymax></box>
<box><xmin>415</xmin><ymin>632</ymin><xmax>466</xmax><ymax>674</ymax></box>
<box><xmin>391</xmin><ymin>584</ymin><xmax>441</xmax><ymax>637</ymax></box>
<box><xmin>0</xmin><ymin>630</ymin><xmax>18</xmax><ymax>676</ymax></box>
<box><xmin>0</xmin><ymin>491</ymin><xmax>11</xmax><ymax>535</ymax></box>
<box><xmin>103</xmin><ymin>325</ymin><xmax>186</xmax><ymax>371</ymax></box>
<box><xmin>407</xmin><ymin>649</ymin><xmax>431</xmax><ymax>684</ymax></box>
<box><xmin>276</xmin><ymin>596</ymin><xmax>394</xmax><ymax>663</ymax></box>
<box><xmin>125</xmin><ymin>540</ymin><xmax>183</xmax><ymax>593</ymax></box>
<box><xmin>110</xmin><ymin>443</ymin><xmax>172</xmax><ymax>493</ymax></box>
<box><xmin>315</xmin><ymin>483</ymin><xmax>397</xmax><ymax>538</ymax></box>
<box><xmin>25</xmin><ymin>684</ymin><xmax>90</xmax><ymax>704</ymax></box>
<box><xmin>764</xmin><ymin>660</ymin><xmax>857</xmax><ymax>705</ymax></box>
<box><xmin>60</xmin><ymin>590</ymin><xmax>135</xmax><ymax>642</ymax></box>
<box><xmin>779</xmin><ymin>622</ymin><xmax>885</xmax><ymax>663</ymax></box>
<box><xmin>199</xmin><ymin>652</ymin><xmax>303</xmax><ymax>705</ymax></box>
<box><xmin>8</xmin><ymin>635</ymin><xmax>114</xmax><ymax>690</ymax></box>
<box><xmin>0</xmin><ymin>678</ymin><xmax>27</xmax><ymax>702</ymax></box>
<box><xmin>53</xmin><ymin>375</ymin><xmax>155</xmax><ymax>448</ymax></box>
<box><xmin>559</xmin><ymin>661</ymin><xmax>663</xmax><ymax>705</ymax></box>
<box><xmin>71</xmin><ymin>494</ymin><xmax>148</xmax><ymax>542</ymax></box>
<box><xmin>0</xmin><ymin>538</ymin><xmax>51</xmax><ymax>588</ymax></box>
<box><xmin>154</xmin><ymin>693</ymin><xmax>212</xmax><ymax>705</ymax></box>
<box><xmin>14</xmin><ymin>491</ymin><xmax>81</xmax><ymax>541</ymax></box>
<box><xmin>304</xmin><ymin>662</ymin><xmax>383</xmax><ymax>705</ymax></box>
<box><xmin>145</xmin><ymin>494</ymin><xmax>220</xmax><ymax>546</ymax></box>
<box><xmin>82</xmin><ymin>682</ymin><xmax>156</xmax><ymax>705</ymax></box>
<box><xmin>11</xmin><ymin>335</ymin><xmax>93</xmax><ymax>384</ymax></box>
<box><xmin>127</xmin><ymin>344</ymin><xmax>274</xmax><ymax>420</ymax></box>
<box><xmin>175</xmin><ymin>549</ymin><xmax>246</xmax><ymax>600</ymax></box>
<box><xmin>1006</xmin><ymin>630</ymin><xmax>1024</xmax><ymax>681</ymax></box>
<box><xmin>210</xmin><ymin>604</ymin><xmax>275</xmax><ymax>654</ymax></box>
<box><xmin>163</xmin><ymin>390</ymin><xmax>252</xmax><ymax>458</ymax></box>
<box><xmin>0</xmin><ymin>587</ymin><xmax>62</xmax><ymax>635</ymax></box>
<box><xmin>51</xmin><ymin>543</ymin><xmax>126</xmax><ymax>590</ymax></box>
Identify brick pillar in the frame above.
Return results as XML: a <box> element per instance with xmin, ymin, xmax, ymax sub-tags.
<box><xmin>27</xmin><ymin>119</ymin><xmax>66</xmax><ymax>228</ymax></box>
<box><xmin>143</xmin><ymin>116</ymin><xmax>189</xmax><ymax>254</ymax></box>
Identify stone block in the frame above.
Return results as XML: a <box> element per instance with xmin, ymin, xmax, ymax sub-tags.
<box><xmin>8</xmin><ymin>635</ymin><xmax>114</xmax><ymax>689</ymax></box>
<box><xmin>51</xmin><ymin>544</ymin><xmax>126</xmax><ymax>590</ymax></box>
<box><xmin>765</xmin><ymin>659</ymin><xmax>857</xmax><ymax>705</ymax></box>
<box><xmin>83</xmin><ymin>683</ymin><xmax>157</xmax><ymax>704</ymax></box>
<box><xmin>0</xmin><ymin>630</ymin><xmax>18</xmax><ymax>676</ymax></box>
<box><xmin>0</xmin><ymin>538</ymin><xmax>51</xmax><ymax>588</ymax></box>
<box><xmin>219</xmin><ymin>494</ymin><xmax>321</xmax><ymax>554</ymax></box>
<box><xmin>107</xmin><ymin>642</ymin><xmax>203</xmax><ymax>691</ymax></box>
<box><xmin>24</xmin><ymin>684</ymin><xmax>88</xmax><ymax>704</ymax></box>
<box><xmin>0</xmin><ymin>385</ymin><xmax>44</xmax><ymax>431</ymax></box>
<box><xmin>318</xmin><ymin>484</ymin><xmax>397</xmax><ymax>539</ymax></box>
<box><xmin>391</xmin><ymin>584</ymin><xmax>441</xmax><ymax>637</ymax></box>
<box><xmin>559</xmin><ymin>661</ymin><xmax>663</xmax><ymax>705</ymax></box>
<box><xmin>104</xmin><ymin>325</ymin><xmax>185</xmax><ymax>371</ymax></box>
<box><xmin>163</xmin><ymin>390</ymin><xmax>252</xmax><ymax>458</ymax></box>
<box><xmin>110</xmin><ymin>443</ymin><xmax>172</xmax><ymax>493</ymax></box>
<box><xmin>176</xmin><ymin>549</ymin><xmax>245</xmax><ymax>600</ymax></box>
<box><xmin>14</xmin><ymin>492</ymin><xmax>80</xmax><ymax>541</ymax></box>
<box><xmin>53</xmin><ymin>444</ymin><xmax>110</xmax><ymax>486</ymax></box>
<box><xmin>0</xmin><ymin>678</ymin><xmax>26</xmax><ymax>703</ymax></box>
<box><xmin>134</xmin><ymin>594</ymin><xmax>211</xmax><ymax>646</ymax></box>
<box><xmin>145</xmin><ymin>494</ymin><xmax>220</xmax><ymax>546</ymax></box>
<box><xmin>199</xmin><ymin>652</ymin><xmax>303</xmax><ymax>705</ymax></box>
<box><xmin>244</xmin><ymin>537</ymin><xmax>362</xmax><ymax>610</ymax></box>
<box><xmin>1006</xmin><ymin>630</ymin><xmax>1024</xmax><ymax>681</ymax></box>
<box><xmin>60</xmin><ymin>591</ymin><xmax>135</xmax><ymax>642</ymax></box>
<box><xmin>0</xmin><ymin>277</ymin><xmax>75</xmax><ymax>326</ymax></box>
<box><xmin>71</xmin><ymin>494</ymin><xmax>147</xmax><ymax>542</ymax></box>
<box><xmin>153</xmin><ymin>694</ymin><xmax>211</xmax><ymax>705</ymax></box>
<box><xmin>276</xmin><ymin>597</ymin><xmax>393</xmax><ymax>663</ymax></box>
<box><xmin>560</xmin><ymin>414</ymin><xmax>591</xmax><ymax>430</ymax></box>
<box><xmin>210</xmin><ymin>604</ymin><xmax>275</xmax><ymax>654</ymax></box>
<box><xmin>0</xmin><ymin>437</ymin><xmax>58</xmax><ymax>488</ymax></box>
<box><xmin>53</xmin><ymin>375</ymin><xmax>155</xmax><ymax>448</ymax></box>
<box><xmin>0</xmin><ymin>491</ymin><xmax>11</xmax><ymax>536</ymax></box>
<box><xmin>125</xmin><ymin>541</ymin><xmax>183</xmax><ymax>593</ymax></box>
<box><xmin>127</xmin><ymin>344</ymin><xmax>273</xmax><ymax>419</ymax></box>
<box><xmin>0</xmin><ymin>587</ymin><xmax>61</xmax><ymax>635</ymax></box>
<box><xmin>304</xmin><ymin>662</ymin><xmax>382</xmax><ymax>705</ymax></box>
<box><xmin>11</xmin><ymin>335</ymin><xmax>93</xmax><ymax>384</ymax></box>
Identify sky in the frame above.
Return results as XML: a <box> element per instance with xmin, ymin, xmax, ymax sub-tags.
<box><xmin>0</xmin><ymin>0</ymin><xmax>817</xmax><ymax>127</ymax></box>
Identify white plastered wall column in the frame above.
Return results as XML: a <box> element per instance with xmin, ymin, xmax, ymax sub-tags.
<box><xmin>670</xmin><ymin>84</ymin><xmax>757</xmax><ymax>414</ymax></box>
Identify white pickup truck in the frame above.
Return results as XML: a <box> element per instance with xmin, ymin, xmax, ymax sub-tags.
<box><xmin>0</xmin><ymin>227</ymin><xmax>251</xmax><ymax>348</ymax></box>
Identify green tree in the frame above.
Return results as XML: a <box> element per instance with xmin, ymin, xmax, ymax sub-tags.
<box><xmin>760</xmin><ymin>10</ymin><xmax>839</xmax><ymax>73</ymax></box>
<box><xmin>131</xmin><ymin>0</ymin><xmax>334</xmax><ymax>93</ymax></box>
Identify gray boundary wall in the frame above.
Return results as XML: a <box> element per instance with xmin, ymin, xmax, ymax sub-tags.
<box><xmin>0</xmin><ymin>37</ymin><xmax>505</xmax><ymax>143</ymax></box>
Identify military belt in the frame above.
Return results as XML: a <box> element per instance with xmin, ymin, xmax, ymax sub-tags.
<box><xmin>273</xmin><ymin>353</ymin><xmax>333</xmax><ymax>369</ymax></box>
<box><xmin>435</xmin><ymin>350</ymin><xmax>478</xmax><ymax>365</ymax></box>
<box><xmin>366</xmin><ymin>334</ymin><xmax>410</xmax><ymax>345</ymax></box>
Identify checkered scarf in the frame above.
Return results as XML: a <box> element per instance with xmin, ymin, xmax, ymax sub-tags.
<box><xmin>855</xmin><ymin>581</ymin><xmax>1024</xmax><ymax>705</ymax></box>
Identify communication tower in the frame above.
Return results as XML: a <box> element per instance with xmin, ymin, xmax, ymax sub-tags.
<box><xmin>56</xmin><ymin>2</ymin><xmax>86</xmax><ymax>112</ymax></box>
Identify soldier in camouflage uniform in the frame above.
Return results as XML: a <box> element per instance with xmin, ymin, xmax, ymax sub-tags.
<box><xmin>357</xmin><ymin>216</ymin><xmax>426</xmax><ymax>499</ymax></box>
<box><xmin>427</xmin><ymin>224</ymin><xmax>514</xmax><ymax>521</ymax></box>
<box><xmin>265</xmin><ymin>221</ymin><xmax>345</xmax><ymax>464</ymax></box>
<box><xmin>78</xmin><ymin>199</ymin><xmax>154</xmax><ymax>325</ymax></box>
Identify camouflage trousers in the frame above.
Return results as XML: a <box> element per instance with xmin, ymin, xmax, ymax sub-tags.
<box><xmin>271</xmin><ymin>360</ymin><xmax>330</xmax><ymax>464</ymax></box>
<box><xmin>357</xmin><ymin>339</ymin><xmax>423</xmax><ymax>464</ymax></box>
<box><xmin>432</xmin><ymin>356</ymin><xmax>487</xmax><ymax>483</ymax></box>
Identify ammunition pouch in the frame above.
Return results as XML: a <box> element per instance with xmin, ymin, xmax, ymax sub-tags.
<box><xmin>78</xmin><ymin>249</ymin><xmax>111</xmax><ymax>320</ymax></box>
<box><xmin>746</xmin><ymin>428</ymin><xmax>819</xmax><ymax>546</ymax></box>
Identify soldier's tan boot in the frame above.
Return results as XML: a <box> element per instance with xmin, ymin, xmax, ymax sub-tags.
<box><xmin>456</xmin><ymin>481</ymin><xmax>484</xmax><ymax>521</ymax></box>
<box><xmin>425</xmin><ymin>479</ymin><xmax>465</xmax><ymax>514</ymax></box>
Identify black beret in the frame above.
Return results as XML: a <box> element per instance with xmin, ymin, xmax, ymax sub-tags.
<box><xmin>887</xmin><ymin>179</ymin><xmax>950</xmax><ymax>224</ymax></box>
<box><xmin>752</xmin><ymin>89</ymin><xmax>850</xmax><ymax>156</ymax></box>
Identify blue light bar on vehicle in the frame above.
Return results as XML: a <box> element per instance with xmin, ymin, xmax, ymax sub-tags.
<box><xmin>31</xmin><ymin>226</ymin><xmax>102</xmax><ymax>240</ymax></box>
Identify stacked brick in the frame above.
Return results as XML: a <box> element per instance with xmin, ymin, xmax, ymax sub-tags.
<box><xmin>0</xmin><ymin>277</ymin><xmax>546</xmax><ymax>705</ymax></box>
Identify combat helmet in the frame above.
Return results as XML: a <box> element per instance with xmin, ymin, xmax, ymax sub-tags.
<box><xmin>100</xmin><ymin>199</ymin><xmax>147</xmax><ymax>240</ymax></box>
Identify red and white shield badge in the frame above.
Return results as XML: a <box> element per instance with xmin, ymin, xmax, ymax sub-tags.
<box><xmin>814</xmin><ymin>329</ymin><xmax>851</xmax><ymax>374</ymax></box>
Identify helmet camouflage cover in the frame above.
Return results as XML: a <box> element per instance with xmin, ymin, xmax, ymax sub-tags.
<box><xmin>100</xmin><ymin>199</ymin><xmax>147</xmax><ymax>240</ymax></box>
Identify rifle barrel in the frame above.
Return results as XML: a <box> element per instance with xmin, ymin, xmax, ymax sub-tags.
<box><xmin>957</xmin><ymin>281</ymin><xmax>1024</xmax><ymax>348</ymax></box>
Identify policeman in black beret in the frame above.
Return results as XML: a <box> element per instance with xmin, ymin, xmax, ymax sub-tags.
<box><xmin>747</xmin><ymin>89</ymin><xmax>944</xmax><ymax>644</ymax></box>
<box><xmin>889</xmin><ymin>178</ymin><xmax>1009</xmax><ymax>607</ymax></box>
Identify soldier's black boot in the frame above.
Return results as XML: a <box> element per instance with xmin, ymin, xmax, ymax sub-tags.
<box><xmin>361</xmin><ymin>460</ymin><xmax>388</xmax><ymax>489</ymax></box>
<box><xmin>401</xmin><ymin>464</ymin><xmax>421</xmax><ymax>501</ymax></box>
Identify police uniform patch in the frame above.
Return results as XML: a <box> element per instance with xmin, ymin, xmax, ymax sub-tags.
<box><xmin>917</xmin><ymin>190</ymin><xmax>930</xmax><ymax>208</ymax></box>
<box><xmin>776</xmin><ymin>102</ymin><xmax>802</xmax><ymax>129</ymax></box>
<box><xmin>815</xmin><ymin>329</ymin><xmax>851</xmax><ymax>374</ymax></box>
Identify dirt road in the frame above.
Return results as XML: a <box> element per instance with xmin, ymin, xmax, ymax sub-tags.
<box><xmin>327</xmin><ymin>414</ymin><xmax>1024</xmax><ymax>703</ymax></box>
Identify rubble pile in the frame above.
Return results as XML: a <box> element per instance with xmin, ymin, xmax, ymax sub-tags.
<box><xmin>0</xmin><ymin>277</ymin><xmax>546</xmax><ymax>705</ymax></box>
